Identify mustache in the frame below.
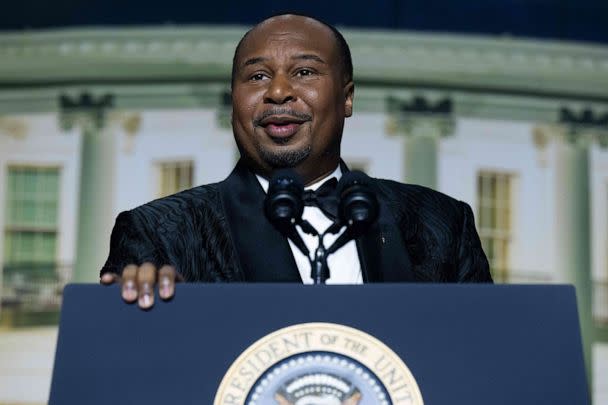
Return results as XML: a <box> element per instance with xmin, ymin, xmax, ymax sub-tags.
<box><xmin>252</xmin><ymin>108</ymin><xmax>312</xmax><ymax>127</ymax></box>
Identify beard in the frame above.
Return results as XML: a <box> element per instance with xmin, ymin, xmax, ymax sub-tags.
<box><xmin>257</xmin><ymin>143</ymin><xmax>312</xmax><ymax>168</ymax></box>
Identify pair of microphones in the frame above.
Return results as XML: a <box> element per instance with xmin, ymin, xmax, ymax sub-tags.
<box><xmin>264</xmin><ymin>169</ymin><xmax>379</xmax><ymax>284</ymax></box>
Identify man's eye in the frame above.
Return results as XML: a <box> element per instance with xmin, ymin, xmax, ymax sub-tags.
<box><xmin>296</xmin><ymin>69</ymin><xmax>314</xmax><ymax>77</ymax></box>
<box><xmin>250</xmin><ymin>73</ymin><xmax>267</xmax><ymax>81</ymax></box>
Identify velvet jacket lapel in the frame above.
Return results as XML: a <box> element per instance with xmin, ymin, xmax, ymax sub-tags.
<box><xmin>218</xmin><ymin>160</ymin><xmax>414</xmax><ymax>283</ymax></box>
<box><xmin>352</xmin><ymin>172</ymin><xmax>416</xmax><ymax>283</ymax></box>
<box><xmin>219</xmin><ymin>161</ymin><xmax>302</xmax><ymax>282</ymax></box>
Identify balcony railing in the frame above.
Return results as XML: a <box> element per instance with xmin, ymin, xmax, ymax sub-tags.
<box><xmin>1</xmin><ymin>263</ymin><xmax>72</xmax><ymax>312</ymax></box>
<box><xmin>491</xmin><ymin>269</ymin><xmax>553</xmax><ymax>284</ymax></box>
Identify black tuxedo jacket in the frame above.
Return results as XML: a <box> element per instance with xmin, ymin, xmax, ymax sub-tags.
<box><xmin>101</xmin><ymin>161</ymin><xmax>492</xmax><ymax>283</ymax></box>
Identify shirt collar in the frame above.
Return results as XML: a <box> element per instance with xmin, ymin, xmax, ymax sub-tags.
<box><xmin>256</xmin><ymin>165</ymin><xmax>342</xmax><ymax>194</ymax></box>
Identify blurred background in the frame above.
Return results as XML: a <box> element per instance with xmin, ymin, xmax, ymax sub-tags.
<box><xmin>0</xmin><ymin>0</ymin><xmax>607</xmax><ymax>403</ymax></box>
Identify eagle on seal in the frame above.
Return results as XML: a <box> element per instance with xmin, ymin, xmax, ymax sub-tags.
<box><xmin>274</xmin><ymin>372</ymin><xmax>362</xmax><ymax>405</ymax></box>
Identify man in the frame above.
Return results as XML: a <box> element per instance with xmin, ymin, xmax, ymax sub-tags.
<box><xmin>100</xmin><ymin>14</ymin><xmax>492</xmax><ymax>309</ymax></box>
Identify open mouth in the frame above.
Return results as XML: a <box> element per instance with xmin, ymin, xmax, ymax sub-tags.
<box><xmin>259</xmin><ymin>115</ymin><xmax>308</xmax><ymax>139</ymax></box>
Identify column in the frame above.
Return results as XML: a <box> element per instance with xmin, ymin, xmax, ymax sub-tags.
<box><xmin>60</xmin><ymin>93</ymin><xmax>116</xmax><ymax>283</ymax></box>
<box><xmin>387</xmin><ymin>96</ymin><xmax>454</xmax><ymax>189</ymax></box>
<box><xmin>552</xmin><ymin>122</ymin><xmax>594</xmax><ymax>387</ymax></box>
<box><xmin>217</xmin><ymin>90</ymin><xmax>241</xmax><ymax>164</ymax></box>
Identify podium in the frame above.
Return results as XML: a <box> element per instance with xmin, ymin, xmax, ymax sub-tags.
<box><xmin>49</xmin><ymin>284</ymin><xmax>589</xmax><ymax>404</ymax></box>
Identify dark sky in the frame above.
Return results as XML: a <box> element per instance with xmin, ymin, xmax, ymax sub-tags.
<box><xmin>2</xmin><ymin>0</ymin><xmax>608</xmax><ymax>45</ymax></box>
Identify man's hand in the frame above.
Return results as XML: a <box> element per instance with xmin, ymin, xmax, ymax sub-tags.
<box><xmin>99</xmin><ymin>262</ymin><xmax>182</xmax><ymax>310</ymax></box>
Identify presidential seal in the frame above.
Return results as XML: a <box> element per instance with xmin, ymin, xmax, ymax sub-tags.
<box><xmin>214</xmin><ymin>323</ymin><xmax>423</xmax><ymax>405</ymax></box>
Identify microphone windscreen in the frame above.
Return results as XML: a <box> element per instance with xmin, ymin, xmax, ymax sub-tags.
<box><xmin>264</xmin><ymin>169</ymin><xmax>305</xmax><ymax>228</ymax></box>
<box><xmin>336</xmin><ymin>170</ymin><xmax>371</xmax><ymax>196</ymax></box>
<box><xmin>336</xmin><ymin>170</ymin><xmax>379</xmax><ymax>230</ymax></box>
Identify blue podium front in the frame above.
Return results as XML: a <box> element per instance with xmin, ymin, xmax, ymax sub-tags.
<box><xmin>49</xmin><ymin>284</ymin><xmax>589</xmax><ymax>404</ymax></box>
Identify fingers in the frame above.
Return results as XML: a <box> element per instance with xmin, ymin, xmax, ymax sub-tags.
<box><xmin>158</xmin><ymin>265</ymin><xmax>177</xmax><ymax>300</ymax></box>
<box><xmin>121</xmin><ymin>264</ymin><xmax>138</xmax><ymax>302</ymax></box>
<box><xmin>115</xmin><ymin>263</ymin><xmax>179</xmax><ymax>310</ymax></box>
<box><xmin>137</xmin><ymin>262</ymin><xmax>157</xmax><ymax>309</ymax></box>
<box><xmin>100</xmin><ymin>273</ymin><xmax>118</xmax><ymax>285</ymax></box>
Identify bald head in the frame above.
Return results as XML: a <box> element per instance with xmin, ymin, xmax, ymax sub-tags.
<box><xmin>231</xmin><ymin>14</ymin><xmax>353</xmax><ymax>86</ymax></box>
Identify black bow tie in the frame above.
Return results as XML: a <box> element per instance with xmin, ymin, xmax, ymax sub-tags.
<box><xmin>302</xmin><ymin>177</ymin><xmax>339</xmax><ymax>221</ymax></box>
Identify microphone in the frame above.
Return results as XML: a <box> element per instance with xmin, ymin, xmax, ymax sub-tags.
<box><xmin>327</xmin><ymin>170</ymin><xmax>379</xmax><ymax>255</ymax></box>
<box><xmin>264</xmin><ymin>169</ymin><xmax>304</xmax><ymax>228</ymax></box>
<box><xmin>264</xmin><ymin>169</ymin><xmax>311</xmax><ymax>256</ymax></box>
<box><xmin>338</xmin><ymin>170</ymin><xmax>379</xmax><ymax>233</ymax></box>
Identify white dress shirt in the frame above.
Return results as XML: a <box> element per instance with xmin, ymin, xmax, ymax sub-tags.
<box><xmin>256</xmin><ymin>166</ymin><xmax>363</xmax><ymax>284</ymax></box>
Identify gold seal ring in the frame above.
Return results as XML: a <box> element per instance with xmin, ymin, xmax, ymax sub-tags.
<box><xmin>214</xmin><ymin>322</ymin><xmax>424</xmax><ymax>405</ymax></box>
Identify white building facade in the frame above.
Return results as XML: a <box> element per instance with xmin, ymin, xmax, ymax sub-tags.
<box><xmin>0</xmin><ymin>26</ymin><xmax>607</xmax><ymax>403</ymax></box>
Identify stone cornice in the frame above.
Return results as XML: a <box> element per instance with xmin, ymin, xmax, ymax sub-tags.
<box><xmin>0</xmin><ymin>25</ymin><xmax>607</xmax><ymax>100</ymax></box>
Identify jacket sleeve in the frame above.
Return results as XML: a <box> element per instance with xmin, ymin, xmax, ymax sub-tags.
<box><xmin>455</xmin><ymin>201</ymin><xmax>493</xmax><ymax>283</ymax></box>
<box><xmin>99</xmin><ymin>210</ymin><xmax>164</xmax><ymax>277</ymax></box>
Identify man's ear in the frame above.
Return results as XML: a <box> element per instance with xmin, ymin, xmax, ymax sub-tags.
<box><xmin>344</xmin><ymin>81</ymin><xmax>355</xmax><ymax>117</ymax></box>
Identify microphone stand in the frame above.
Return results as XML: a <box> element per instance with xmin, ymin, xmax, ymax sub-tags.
<box><xmin>297</xmin><ymin>221</ymin><xmax>346</xmax><ymax>285</ymax></box>
<box><xmin>311</xmin><ymin>242</ymin><xmax>329</xmax><ymax>285</ymax></box>
<box><xmin>264</xmin><ymin>169</ymin><xmax>364</xmax><ymax>284</ymax></box>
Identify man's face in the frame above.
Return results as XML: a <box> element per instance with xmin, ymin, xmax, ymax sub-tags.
<box><xmin>231</xmin><ymin>15</ymin><xmax>354</xmax><ymax>184</ymax></box>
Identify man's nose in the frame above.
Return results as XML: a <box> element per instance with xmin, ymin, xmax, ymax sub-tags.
<box><xmin>263</xmin><ymin>74</ymin><xmax>296</xmax><ymax>104</ymax></box>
